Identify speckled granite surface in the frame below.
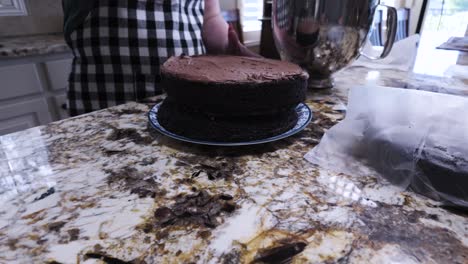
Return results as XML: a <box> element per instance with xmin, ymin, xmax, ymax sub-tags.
<box><xmin>0</xmin><ymin>65</ymin><xmax>466</xmax><ymax>263</ymax></box>
<box><xmin>0</xmin><ymin>33</ymin><xmax>70</xmax><ymax>58</ymax></box>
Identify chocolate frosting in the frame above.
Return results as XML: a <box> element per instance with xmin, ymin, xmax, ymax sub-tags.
<box><xmin>162</xmin><ymin>55</ymin><xmax>309</xmax><ymax>83</ymax></box>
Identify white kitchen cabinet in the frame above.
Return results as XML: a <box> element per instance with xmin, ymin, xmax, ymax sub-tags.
<box><xmin>0</xmin><ymin>64</ymin><xmax>43</xmax><ymax>100</ymax></box>
<box><xmin>52</xmin><ymin>93</ymin><xmax>69</xmax><ymax>120</ymax></box>
<box><xmin>0</xmin><ymin>0</ymin><xmax>28</xmax><ymax>16</ymax></box>
<box><xmin>45</xmin><ymin>59</ymin><xmax>72</xmax><ymax>91</ymax></box>
<box><xmin>0</xmin><ymin>55</ymin><xmax>73</xmax><ymax>136</ymax></box>
<box><xmin>0</xmin><ymin>98</ymin><xmax>52</xmax><ymax>135</ymax></box>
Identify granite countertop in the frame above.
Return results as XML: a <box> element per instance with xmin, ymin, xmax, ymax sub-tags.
<box><xmin>0</xmin><ymin>33</ymin><xmax>70</xmax><ymax>58</ymax></box>
<box><xmin>0</xmin><ymin>59</ymin><xmax>467</xmax><ymax>263</ymax></box>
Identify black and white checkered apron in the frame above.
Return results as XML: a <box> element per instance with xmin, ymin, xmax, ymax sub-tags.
<box><xmin>67</xmin><ymin>0</ymin><xmax>205</xmax><ymax>116</ymax></box>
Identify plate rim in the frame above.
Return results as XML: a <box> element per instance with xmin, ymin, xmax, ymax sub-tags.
<box><xmin>147</xmin><ymin>102</ymin><xmax>313</xmax><ymax>146</ymax></box>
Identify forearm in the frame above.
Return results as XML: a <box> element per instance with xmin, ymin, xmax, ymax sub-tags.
<box><xmin>204</xmin><ymin>0</ymin><xmax>222</xmax><ymax>20</ymax></box>
<box><xmin>203</xmin><ymin>0</ymin><xmax>228</xmax><ymax>54</ymax></box>
<box><xmin>202</xmin><ymin>0</ymin><xmax>257</xmax><ymax>57</ymax></box>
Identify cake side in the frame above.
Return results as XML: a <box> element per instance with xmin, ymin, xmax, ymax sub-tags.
<box><xmin>161</xmin><ymin>74</ymin><xmax>307</xmax><ymax>116</ymax></box>
<box><xmin>157</xmin><ymin>100</ymin><xmax>298</xmax><ymax>142</ymax></box>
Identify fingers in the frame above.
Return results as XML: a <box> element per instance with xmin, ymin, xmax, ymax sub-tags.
<box><xmin>227</xmin><ymin>24</ymin><xmax>241</xmax><ymax>54</ymax></box>
<box><xmin>202</xmin><ymin>15</ymin><xmax>229</xmax><ymax>54</ymax></box>
<box><xmin>227</xmin><ymin>24</ymin><xmax>262</xmax><ymax>57</ymax></box>
<box><xmin>239</xmin><ymin>46</ymin><xmax>263</xmax><ymax>58</ymax></box>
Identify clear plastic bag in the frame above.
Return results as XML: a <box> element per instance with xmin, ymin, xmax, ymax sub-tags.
<box><xmin>305</xmin><ymin>85</ymin><xmax>468</xmax><ymax>208</ymax></box>
<box><xmin>353</xmin><ymin>34</ymin><xmax>420</xmax><ymax>71</ymax></box>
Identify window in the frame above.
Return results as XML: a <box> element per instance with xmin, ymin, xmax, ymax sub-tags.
<box><xmin>240</xmin><ymin>0</ymin><xmax>263</xmax><ymax>45</ymax></box>
<box><xmin>241</xmin><ymin>0</ymin><xmax>263</xmax><ymax>32</ymax></box>
<box><xmin>412</xmin><ymin>0</ymin><xmax>468</xmax><ymax>75</ymax></box>
<box><xmin>423</xmin><ymin>0</ymin><xmax>468</xmax><ymax>35</ymax></box>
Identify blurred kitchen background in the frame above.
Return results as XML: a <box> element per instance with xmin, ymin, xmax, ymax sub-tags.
<box><xmin>0</xmin><ymin>0</ymin><xmax>467</xmax><ymax>136</ymax></box>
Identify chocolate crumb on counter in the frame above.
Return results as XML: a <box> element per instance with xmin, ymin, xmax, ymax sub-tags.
<box><xmin>47</xmin><ymin>221</ymin><xmax>66</xmax><ymax>232</ymax></box>
<box><xmin>106</xmin><ymin>168</ymin><xmax>159</xmax><ymax>198</ymax></box>
<box><xmin>67</xmin><ymin>228</ymin><xmax>80</xmax><ymax>241</ymax></box>
<box><xmin>153</xmin><ymin>190</ymin><xmax>237</xmax><ymax>228</ymax></box>
<box><xmin>84</xmin><ymin>252</ymin><xmax>134</xmax><ymax>264</ymax></box>
<box><xmin>106</xmin><ymin>127</ymin><xmax>153</xmax><ymax>145</ymax></box>
<box><xmin>253</xmin><ymin>242</ymin><xmax>307</xmax><ymax>264</ymax></box>
<box><xmin>34</xmin><ymin>187</ymin><xmax>55</xmax><ymax>202</ymax></box>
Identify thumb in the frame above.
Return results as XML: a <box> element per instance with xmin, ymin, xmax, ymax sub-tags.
<box><xmin>227</xmin><ymin>24</ymin><xmax>262</xmax><ymax>57</ymax></box>
<box><xmin>227</xmin><ymin>24</ymin><xmax>242</xmax><ymax>54</ymax></box>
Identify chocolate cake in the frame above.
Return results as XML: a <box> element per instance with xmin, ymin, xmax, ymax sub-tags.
<box><xmin>158</xmin><ymin>55</ymin><xmax>308</xmax><ymax>142</ymax></box>
<box><xmin>366</xmin><ymin>129</ymin><xmax>468</xmax><ymax>208</ymax></box>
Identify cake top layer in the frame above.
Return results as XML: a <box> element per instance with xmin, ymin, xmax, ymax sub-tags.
<box><xmin>161</xmin><ymin>55</ymin><xmax>308</xmax><ymax>83</ymax></box>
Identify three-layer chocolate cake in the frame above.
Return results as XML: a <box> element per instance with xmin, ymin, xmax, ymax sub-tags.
<box><xmin>158</xmin><ymin>55</ymin><xmax>308</xmax><ymax>142</ymax></box>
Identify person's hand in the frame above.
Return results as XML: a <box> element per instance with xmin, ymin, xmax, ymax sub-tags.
<box><xmin>225</xmin><ymin>24</ymin><xmax>262</xmax><ymax>57</ymax></box>
<box><xmin>202</xmin><ymin>0</ymin><xmax>261</xmax><ymax>57</ymax></box>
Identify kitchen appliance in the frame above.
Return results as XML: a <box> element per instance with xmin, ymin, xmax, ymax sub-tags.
<box><xmin>272</xmin><ymin>0</ymin><xmax>397</xmax><ymax>88</ymax></box>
